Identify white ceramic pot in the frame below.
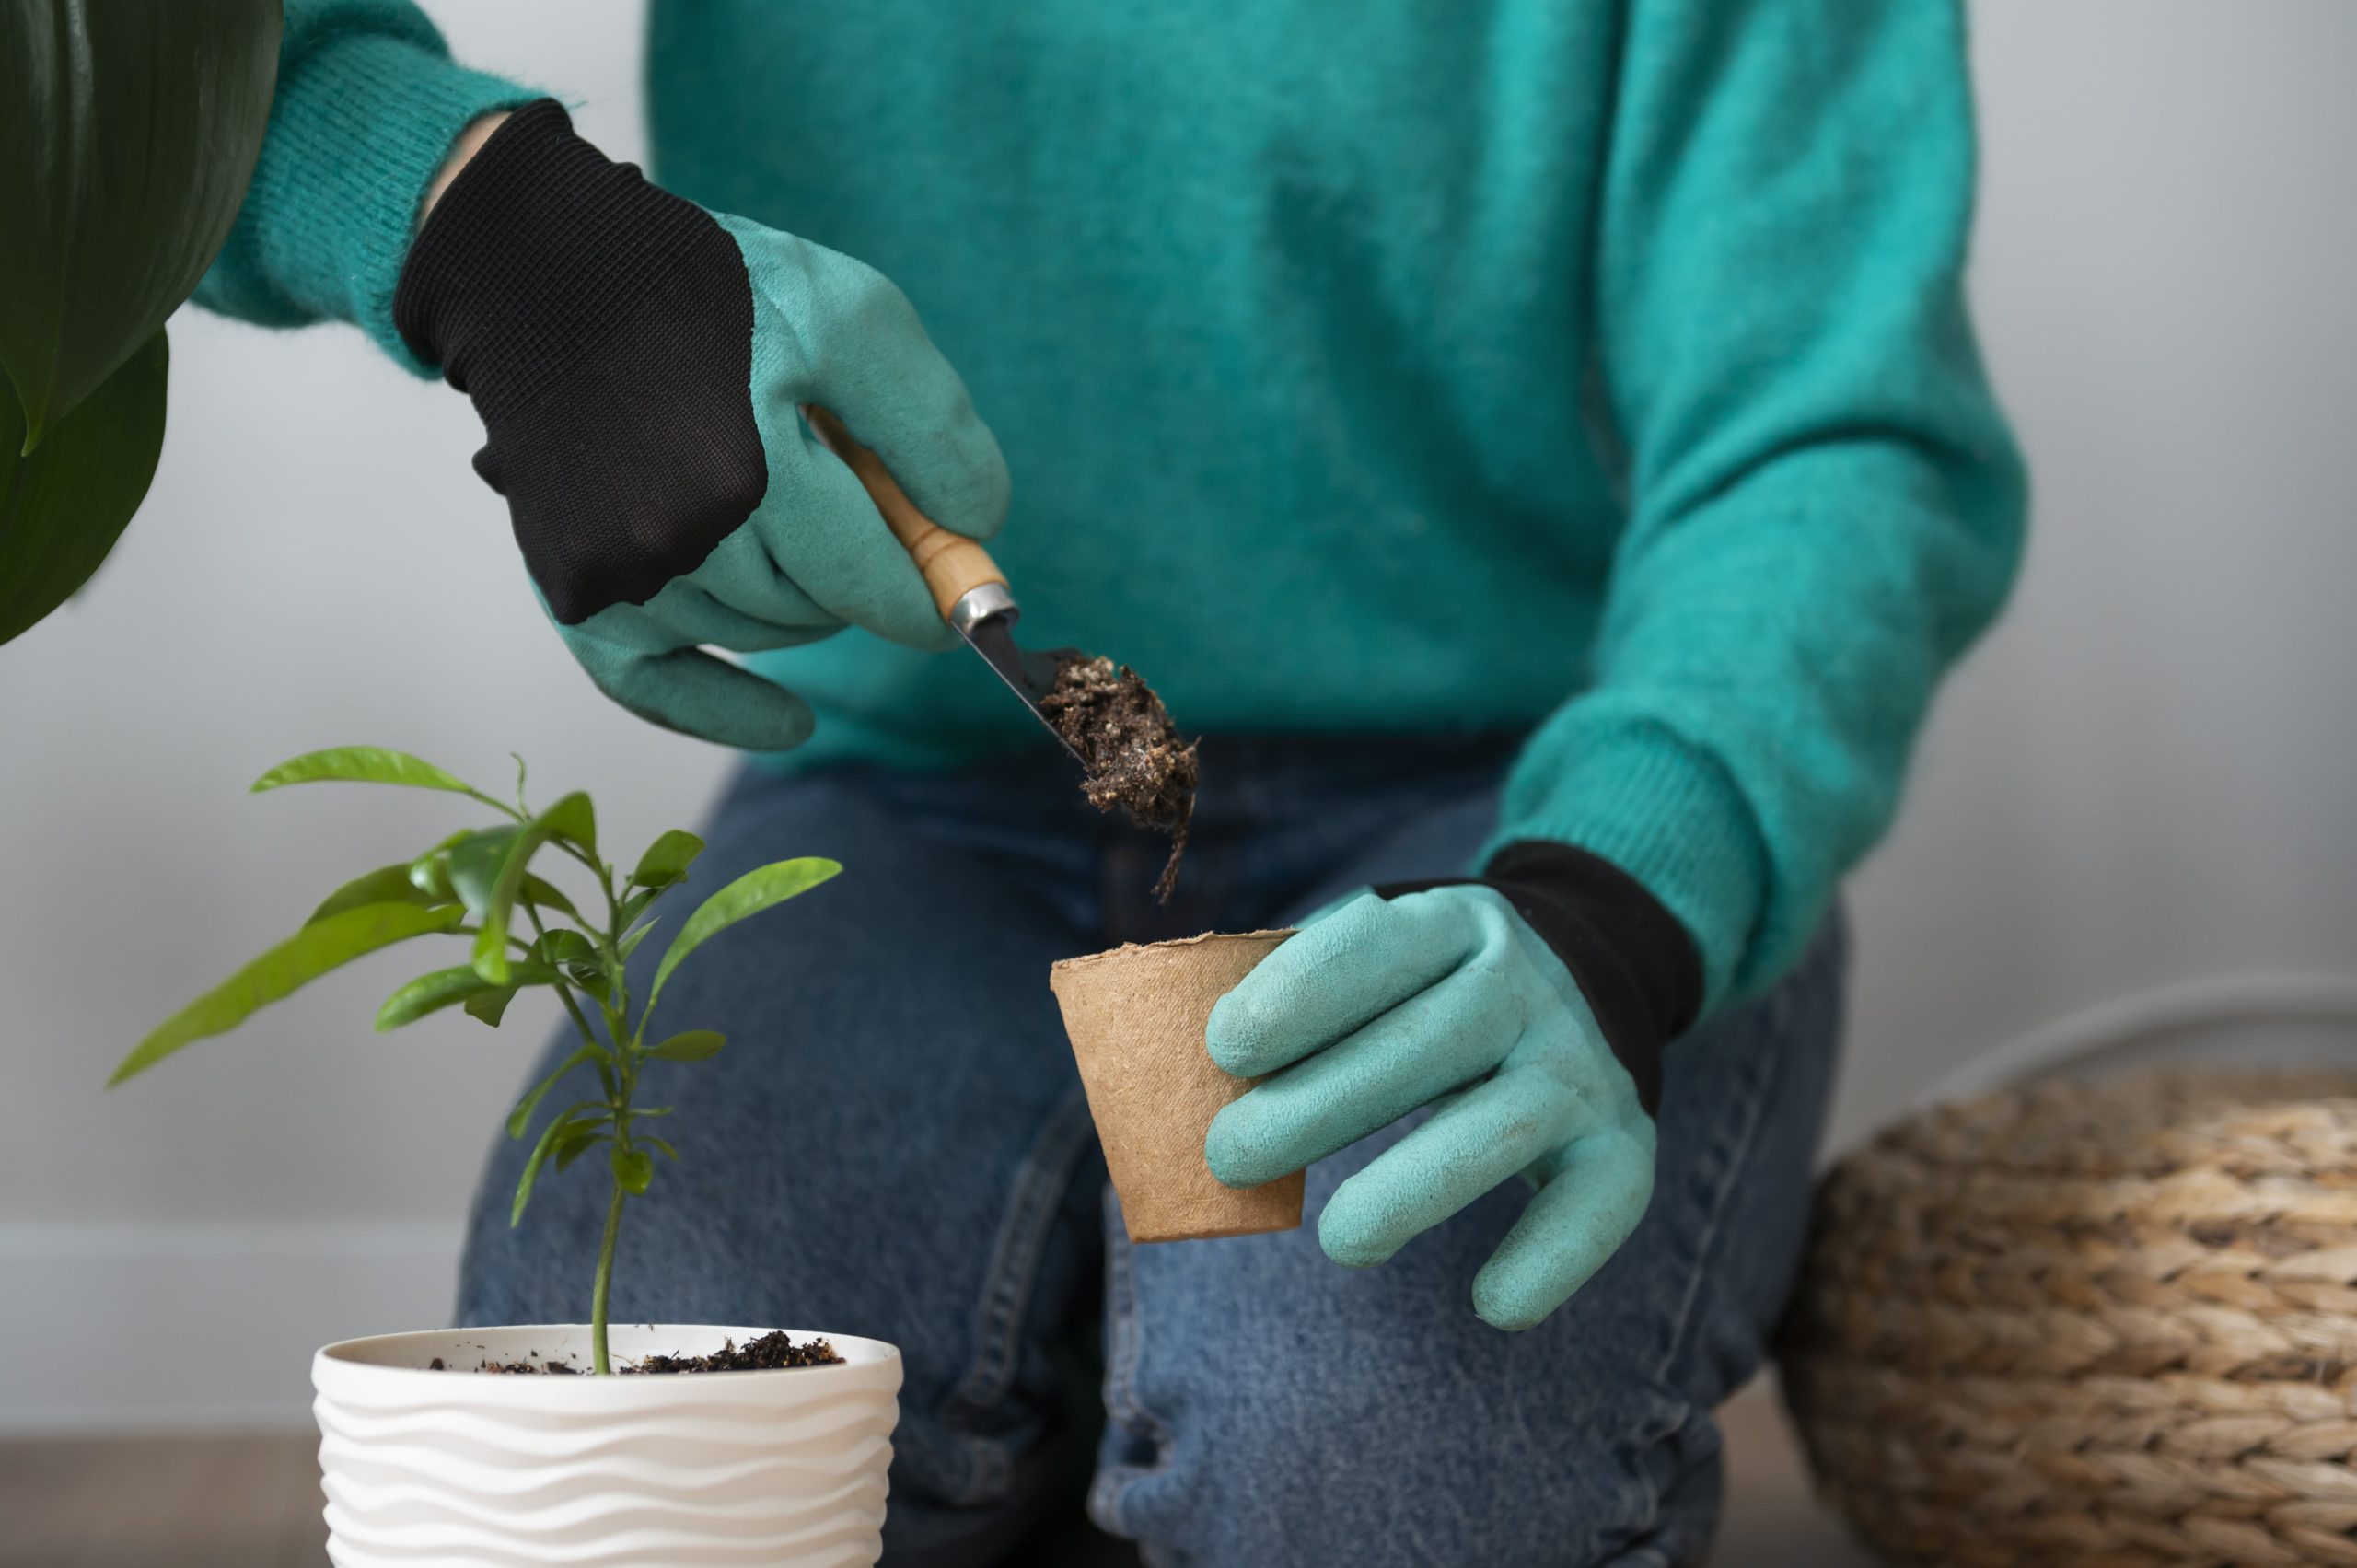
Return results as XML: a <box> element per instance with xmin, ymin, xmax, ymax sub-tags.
<box><xmin>312</xmin><ymin>1324</ymin><xmax>901</xmax><ymax>1567</ymax></box>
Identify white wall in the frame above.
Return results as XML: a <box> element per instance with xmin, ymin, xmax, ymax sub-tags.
<box><xmin>4</xmin><ymin>1</ymin><xmax>2352</xmax><ymax>1427</ymax></box>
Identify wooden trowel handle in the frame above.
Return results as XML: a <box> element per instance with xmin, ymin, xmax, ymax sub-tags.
<box><xmin>804</xmin><ymin>405</ymin><xmax>1006</xmax><ymax>622</ymax></box>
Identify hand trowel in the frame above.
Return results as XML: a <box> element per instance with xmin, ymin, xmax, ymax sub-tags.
<box><xmin>804</xmin><ymin>405</ymin><xmax>1081</xmax><ymax>762</ymax></box>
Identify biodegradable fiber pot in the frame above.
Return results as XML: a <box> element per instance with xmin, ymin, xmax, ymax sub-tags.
<box><xmin>1051</xmin><ymin>930</ymin><xmax>1306</xmax><ymax>1242</ymax></box>
<box><xmin>312</xmin><ymin>1324</ymin><xmax>901</xmax><ymax>1567</ymax></box>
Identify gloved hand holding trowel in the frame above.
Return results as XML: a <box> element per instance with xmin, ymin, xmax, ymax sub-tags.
<box><xmin>194</xmin><ymin>2</ymin><xmax>2022</xmax><ymax>1558</ymax></box>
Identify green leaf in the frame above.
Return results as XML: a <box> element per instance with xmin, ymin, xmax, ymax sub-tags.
<box><xmin>651</xmin><ymin>857</ymin><xmax>841</xmax><ymax>1003</ymax></box>
<box><xmin>1</xmin><ymin>0</ymin><xmax>280</xmax><ymax>447</ymax></box>
<box><xmin>251</xmin><ymin>748</ymin><xmax>484</xmax><ymax>798</ymax></box>
<box><xmin>110</xmin><ymin>903</ymin><xmax>463</xmax><ymax>1086</ymax></box>
<box><xmin>644</xmin><ymin>1135</ymin><xmax>679</xmax><ymax>1162</ymax></box>
<box><xmin>532</xmin><ymin>929</ymin><xmax>608</xmax><ymax>999</ymax></box>
<box><xmin>511</xmin><ymin>1107</ymin><xmax>605</xmax><ymax>1226</ymax></box>
<box><xmin>308</xmin><ymin>864</ymin><xmax>438</xmax><ymax>927</ymax></box>
<box><xmin>376</xmin><ymin>960</ymin><xmax>556</xmax><ymax>1032</ymax></box>
<box><xmin>647</xmin><ymin>1029</ymin><xmax>726</xmax><ymax>1063</ymax></box>
<box><xmin>408</xmin><ymin>830</ymin><xmax>470</xmax><ymax>901</ymax></box>
<box><xmin>610</xmin><ymin>1145</ymin><xmax>655</xmax><ymax>1196</ymax></box>
<box><xmin>464</xmin><ymin>985</ymin><xmax>517</xmax><ymax>1028</ymax></box>
<box><xmin>520</xmin><ymin>875</ymin><xmax>580</xmax><ymax>922</ymax></box>
<box><xmin>554</xmin><ymin>1129</ymin><xmax>609</xmax><ymax>1172</ymax></box>
<box><xmin>616</xmin><ymin>918</ymin><xmax>660</xmax><ymax>962</ymax></box>
<box><xmin>447</xmin><ymin>829</ymin><xmax>517</xmax><ymax>918</ymax></box>
<box><xmin>529</xmin><ymin>928</ymin><xmax>597</xmax><ymax>966</ymax></box>
<box><xmin>629</xmin><ymin>830</ymin><xmax>704</xmax><ymax>889</ymax></box>
<box><xmin>617</xmin><ymin>886</ymin><xmax>660</xmax><ymax>930</ymax></box>
<box><xmin>542</xmin><ymin>791</ymin><xmax>596</xmax><ymax>859</ymax></box>
<box><xmin>0</xmin><ymin>330</ymin><xmax>168</xmax><ymax>645</ymax></box>
<box><xmin>471</xmin><ymin>793</ymin><xmax>593</xmax><ymax>985</ymax></box>
<box><xmin>505</xmin><ymin>1048</ymin><xmax>603</xmax><ymax>1140</ymax></box>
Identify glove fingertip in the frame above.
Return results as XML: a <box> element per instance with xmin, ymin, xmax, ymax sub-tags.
<box><xmin>1203</xmin><ymin>993</ymin><xmax>1260</xmax><ymax>1074</ymax></box>
<box><xmin>1204</xmin><ymin>1099</ymin><xmax>1302</xmax><ymax>1191</ymax></box>
<box><xmin>1316</xmin><ymin>1201</ymin><xmax>1398</xmax><ymax>1272</ymax></box>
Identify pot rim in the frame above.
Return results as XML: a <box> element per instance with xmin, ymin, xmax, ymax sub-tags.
<box><xmin>315</xmin><ymin>1323</ymin><xmax>900</xmax><ymax>1386</ymax></box>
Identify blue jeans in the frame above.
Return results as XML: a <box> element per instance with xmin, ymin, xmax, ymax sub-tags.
<box><xmin>457</xmin><ymin>735</ymin><xmax>1843</xmax><ymax>1567</ymax></box>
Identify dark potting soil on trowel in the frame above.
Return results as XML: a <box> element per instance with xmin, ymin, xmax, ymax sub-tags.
<box><xmin>428</xmin><ymin>1331</ymin><xmax>842</xmax><ymax>1375</ymax></box>
<box><xmin>1039</xmin><ymin>654</ymin><xmax>1199</xmax><ymax>901</ymax></box>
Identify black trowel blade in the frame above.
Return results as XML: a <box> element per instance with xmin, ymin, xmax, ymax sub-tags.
<box><xmin>962</xmin><ymin>612</ymin><xmax>1084</xmax><ymax>761</ymax></box>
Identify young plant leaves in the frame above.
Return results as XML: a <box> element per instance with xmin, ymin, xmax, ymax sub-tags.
<box><xmin>506</xmin><ymin>1046</ymin><xmax>606</xmax><ymax>1140</ymax></box>
<box><xmin>309</xmin><ymin>864</ymin><xmax>440</xmax><ymax>926</ymax></box>
<box><xmin>520</xmin><ymin>875</ymin><xmax>580</xmax><ymax>922</ymax></box>
<box><xmin>471</xmin><ymin>793</ymin><xmax>596</xmax><ymax>985</ymax></box>
<box><xmin>447</xmin><ymin>829</ymin><xmax>518</xmax><ymax>918</ymax></box>
<box><xmin>647</xmin><ymin>1030</ymin><xmax>726</xmax><ymax>1063</ymax></box>
<box><xmin>377</xmin><ymin>960</ymin><xmax>557</xmax><ymax>1032</ymax></box>
<box><xmin>465</xmin><ymin>985</ymin><xmax>518</xmax><ymax>1028</ymax></box>
<box><xmin>0</xmin><ymin>331</ymin><xmax>168</xmax><ymax>645</ymax></box>
<box><xmin>644</xmin><ymin>1136</ymin><xmax>679</xmax><ymax>1162</ymax></box>
<box><xmin>616</xmin><ymin>918</ymin><xmax>660</xmax><ymax>963</ymax></box>
<box><xmin>0</xmin><ymin>0</ymin><xmax>279</xmax><ymax>447</ymax></box>
<box><xmin>252</xmin><ymin>748</ymin><xmax>485</xmax><ymax>799</ymax></box>
<box><xmin>610</xmin><ymin>1145</ymin><xmax>655</xmax><ymax>1196</ymax></box>
<box><xmin>111</xmin><ymin>903</ymin><xmax>464</xmax><ymax>1086</ymax></box>
<box><xmin>649</xmin><ymin>858</ymin><xmax>841</xmax><ymax>1004</ymax></box>
<box><xmin>511</xmin><ymin>1106</ymin><xmax>607</xmax><ymax>1225</ymax></box>
<box><xmin>554</xmin><ymin>1129</ymin><xmax>609</xmax><ymax>1173</ymax></box>
<box><xmin>629</xmin><ymin>830</ymin><xmax>704</xmax><ymax>889</ymax></box>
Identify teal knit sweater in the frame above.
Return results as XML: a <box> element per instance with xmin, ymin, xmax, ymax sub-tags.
<box><xmin>196</xmin><ymin>0</ymin><xmax>2026</xmax><ymax>1010</ymax></box>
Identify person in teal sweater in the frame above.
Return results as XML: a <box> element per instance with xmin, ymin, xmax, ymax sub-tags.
<box><xmin>200</xmin><ymin>2</ymin><xmax>2023</xmax><ymax>1561</ymax></box>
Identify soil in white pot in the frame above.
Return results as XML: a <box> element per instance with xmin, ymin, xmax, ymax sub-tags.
<box><xmin>427</xmin><ymin>1329</ymin><xmax>845</xmax><ymax>1375</ymax></box>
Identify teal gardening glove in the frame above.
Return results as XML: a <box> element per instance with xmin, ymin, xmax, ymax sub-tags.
<box><xmin>394</xmin><ymin>100</ymin><xmax>1005</xmax><ymax>749</ymax></box>
<box><xmin>1204</xmin><ymin>843</ymin><xmax>1702</xmax><ymax>1330</ymax></box>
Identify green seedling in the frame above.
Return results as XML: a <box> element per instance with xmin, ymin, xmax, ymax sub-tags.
<box><xmin>109</xmin><ymin>746</ymin><xmax>839</xmax><ymax>1374</ymax></box>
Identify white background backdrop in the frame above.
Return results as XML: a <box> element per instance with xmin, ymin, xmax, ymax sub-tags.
<box><xmin>4</xmin><ymin>1</ymin><xmax>2353</xmax><ymax>1427</ymax></box>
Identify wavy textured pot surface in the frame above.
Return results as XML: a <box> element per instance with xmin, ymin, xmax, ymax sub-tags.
<box><xmin>313</xmin><ymin>1325</ymin><xmax>901</xmax><ymax>1568</ymax></box>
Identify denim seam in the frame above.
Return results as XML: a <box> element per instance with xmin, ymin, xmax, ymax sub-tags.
<box><xmin>1649</xmin><ymin>979</ymin><xmax>1786</xmax><ymax>1389</ymax></box>
<box><xmin>935</xmin><ymin>1086</ymin><xmax>1099</xmax><ymax>1506</ymax></box>
<box><xmin>1589</xmin><ymin>948</ymin><xmax>1794</xmax><ymax>1563</ymax></box>
<box><xmin>1090</xmin><ymin>1196</ymin><xmax>1178</xmax><ymax>1557</ymax></box>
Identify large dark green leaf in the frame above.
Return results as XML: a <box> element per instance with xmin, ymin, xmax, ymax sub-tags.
<box><xmin>0</xmin><ymin>0</ymin><xmax>281</xmax><ymax>447</ymax></box>
<box><xmin>0</xmin><ymin>329</ymin><xmax>165</xmax><ymax>645</ymax></box>
<box><xmin>251</xmin><ymin>748</ymin><xmax>485</xmax><ymax>797</ymax></box>
<box><xmin>110</xmin><ymin>902</ymin><xmax>462</xmax><ymax>1086</ymax></box>
<box><xmin>650</xmin><ymin>857</ymin><xmax>840</xmax><ymax>1003</ymax></box>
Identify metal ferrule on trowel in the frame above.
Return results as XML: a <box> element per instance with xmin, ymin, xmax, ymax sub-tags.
<box><xmin>804</xmin><ymin>406</ymin><xmax>1082</xmax><ymax>762</ymax></box>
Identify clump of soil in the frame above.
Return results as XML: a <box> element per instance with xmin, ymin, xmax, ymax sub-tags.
<box><xmin>633</xmin><ymin>1331</ymin><xmax>842</xmax><ymax>1375</ymax></box>
<box><xmin>1040</xmin><ymin>654</ymin><xmax>1198</xmax><ymax>901</ymax></box>
<box><xmin>425</xmin><ymin>1331</ymin><xmax>842</xmax><ymax>1376</ymax></box>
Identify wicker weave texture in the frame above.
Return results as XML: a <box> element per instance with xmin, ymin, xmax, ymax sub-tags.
<box><xmin>1783</xmin><ymin>1070</ymin><xmax>2357</xmax><ymax>1567</ymax></box>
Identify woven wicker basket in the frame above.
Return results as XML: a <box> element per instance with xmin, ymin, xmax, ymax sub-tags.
<box><xmin>1782</xmin><ymin>1069</ymin><xmax>2357</xmax><ymax>1567</ymax></box>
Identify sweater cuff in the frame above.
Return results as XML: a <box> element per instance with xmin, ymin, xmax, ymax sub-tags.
<box><xmin>1482</xmin><ymin>720</ymin><xmax>1769</xmax><ymax>1013</ymax></box>
<box><xmin>197</xmin><ymin>27</ymin><xmax>538</xmax><ymax>372</ymax></box>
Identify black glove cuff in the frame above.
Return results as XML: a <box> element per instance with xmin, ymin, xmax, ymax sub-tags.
<box><xmin>394</xmin><ymin>99</ymin><xmax>717</xmax><ymax>423</ymax></box>
<box><xmin>1373</xmin><ymin>842</ymin><xmax>1702</xmax><ymax>1118</ymax></box>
